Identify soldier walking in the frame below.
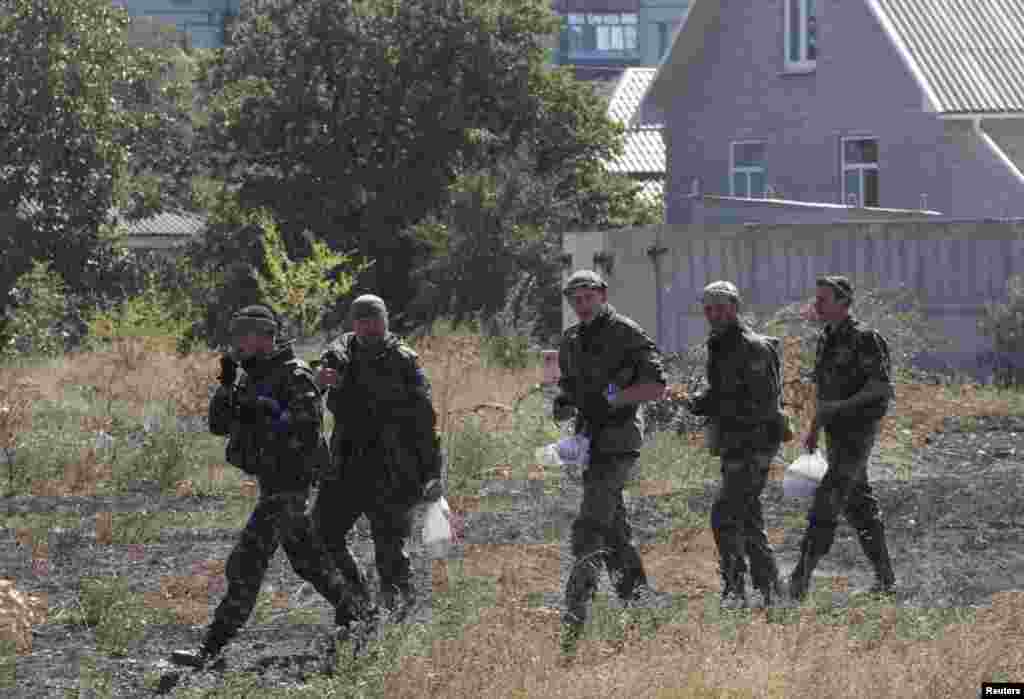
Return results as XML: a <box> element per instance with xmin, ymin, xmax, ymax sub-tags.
<box><xmin>314</xmin><ymin>295</ymin><xmax>444</xmax><ymax>622</ymax></box>
<box><xmin>789</xmin><ymin>276</ymin><xmax>897</xmax><ymax>600</ymax></box>
<box><xmin>553</xmin><ymin>270</ymin><xmax>667</xmax><ymax>657</ymax></box>
<box><xmin>685</xmin><ymin>281</ymin><xmax>788</xmax><ymax>609</ymax></box>
<box><xmin>170</xmin><ymin>304</ymin><xmax>375</xmax><ymax>669</ymax></box>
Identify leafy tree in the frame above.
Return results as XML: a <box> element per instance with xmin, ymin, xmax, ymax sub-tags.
<box><xmin>0</xmin><ymin>259</ymin><xmax>68</xmax><ymax>358</ymax></box>
<box><xmin>197</xmin><ymin>0</ymin><xmax>632</xmax><ymax>330</ymax></box>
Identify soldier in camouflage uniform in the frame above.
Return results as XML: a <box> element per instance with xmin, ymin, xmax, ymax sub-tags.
<box><xmin>554</xmin><ymin>270</ymin><xmax>667</xmax><ymax>655</ymax></box>
<box><xmin>170</xmin><ymin>305</ymin><xmax>374</xmax><ymax>669</ymax></box>
<box><xmin>314</xmin><ymin>295</ymin><xmax>444</xmax><ymax>621</ymax></box>
<box><xmin>686</xmin><ymin>281</ymin><xmax>788</xmax><ymax>609</ymax></box>
<box><xmin>789</xmin><ymin>276</ymin><xmax>897</xmax><ymax>600</ymax></box>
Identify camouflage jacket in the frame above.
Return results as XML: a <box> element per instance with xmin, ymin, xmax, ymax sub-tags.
<box><xmin>319</xmin><ymin>332</ymin><xmax>441</xmax><ymax>503</ymax></box>
<box><xmin>689</xmin><ymin>322</ymin><xmax>785</xmax><ymax>451</ymax></box>
<box><xmin>814</xmin><ymin>316</ymin><xmax>893</xmax><ymax>426</ymax></box>
<box><xmin>208</xmin><ymin>343</ymin><xmax>327</xmax><ymax>492</ymax></box>
<box><xmin>558</xmin><ymin>305</ymin><xmax>666</xmax><ymax>457</ymax></box>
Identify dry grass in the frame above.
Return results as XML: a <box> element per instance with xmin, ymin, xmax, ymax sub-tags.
<box><xmin>142</xmin><ymin>559</ymin><xmax>227</xmax><ymax>626</ymax></box>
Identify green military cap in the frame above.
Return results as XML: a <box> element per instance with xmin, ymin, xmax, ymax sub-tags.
<box><xmin>350</xmin><ymin>294</ymin><xmax>388</xmax><ymax>320</ymax></box>
<box><xmin>229</xmin><ymin>304</ymin><xmax>279</xmax><ymax>337</ymax></box>
<box><xmin>562</xmin><ymin>269</ymin><xmax>608</xmax><ymax>296</ymax></box>
<box><xmin>701</xmin><ymin>280</ymin><xmax>740</xmax><ymax>304</ymax></box>
<box><xmin>817</xmin><ymin>275</ymin><xmax>853</xmax><ymax>301</ymax></box>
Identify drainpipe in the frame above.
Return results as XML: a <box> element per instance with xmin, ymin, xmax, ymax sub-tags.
<box><xmin>646</xmin><ymin>234</ymin><xmax>669</xmax><ymax>347</ymax></box>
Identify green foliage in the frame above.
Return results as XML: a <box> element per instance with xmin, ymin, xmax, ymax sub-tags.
<box><xmin>85</xmin><ymin>264</ymin><xmax>205</xmax><ymax>354</ymax></box>
<box><xmin>0</xmin><ymin>259</ymin><xmax>68</xmax><ymax>359</ymax></box>
<box><xmin>74</xmin><ymin>576</ymin><xmax>172</xmax><ymax>656</ymax></box>
<box><xmin>252</xmin><ymin>210</ymin><xmax>370</xmax><ymax>338</ymax></box>
<box><xmin>979</xmin><ymin>274</ymin><xmax>1024</xmax><ymax>387</ymax></box>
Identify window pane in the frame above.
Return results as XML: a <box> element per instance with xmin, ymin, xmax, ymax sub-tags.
<box><xmin>622</xmin><ymin>13</ymin><xmax>638</xmax><ymax>24</ymax></box>
<box><xmin>624</xmin><ymin>25</ymin><xmax>637</xmax><ymax>51</ymax></box>
<box><xmin>587</xmin><ymin>13</ymin><xmax>602</xmax><ymax>24</ymax></box>
<box><xmin>789</xmin><ymin>0</ymin><xmax>801</xmax><ymax>62</ymax></box>
<box><xmin>864</xmin><ymin>169</ymin><xmax>879</xmax><ymax>207</ymax></box>
<box><xmin>658</xmin><ymin>22</ymin><xmax>670</xmax><ymax>58</ymax></box>
<box><xmin>597</xmin><ymin>25</ymin><xmax>610</xmax><ymax>50</ymax></box>
<box><xmin>610</xmin><ymin>26</ymin><xmax>623</xmax><ymax>50</ymax></box>
<box><xmin>750</xmin><ymin>171</ymin><xmax>766</xmax><ymax>198</ymax></box>
<box><xmin>844</xmin><ymin>170</ymin><xmax>861</xmax><ymax>205</ymax></box>
<box><xmin>844</xmin><ymin>138</ymin><xmax>877</xmax><ymax>164</ymax></box>
<box><xmin>734</xmin><ymin>142</ymin><xmax>765</xmax><ymax>167</ymax></box>
<box><xmin>568</xmin><ymin>14</ymin><xmax>584</xmax><ymax>24</ymax></box>
<box><xmin>806</xmin><ymin>0</ymin><xmax>817</xmax><ymax>59</ymax></box>
<box><xmin>733</xmin><ymin>173</ymin><xmax>746</xmax><ymax>197</ymax></box>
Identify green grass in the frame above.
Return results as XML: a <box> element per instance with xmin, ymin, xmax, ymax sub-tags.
<box><xmin>62</xmin><ymin>577</ymin><xmax>177</xmax><ymax>657</ymax></box>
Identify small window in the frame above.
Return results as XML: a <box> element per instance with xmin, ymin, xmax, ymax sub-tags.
<box><xmin>657</xmin><ymin>22</ymin><xmax>672</xmax><ymax>60</ymax></box>
<box><xmin>785</xmin><ymin>0</ymin><xmax>817</xmax><ymax>71</ymax></box>
<box><xmin>565</xmin><ymin>13</ymin><xmax>639</xmax><ymax>59</ymax></box>
<box><xmin>731</xmin><ymin>142</ymin><xmax>766</xmax><ymax>198</ymax></box>
<box><xmin>842</xmin><ymin>137</ymin><xmax>879</xmax><ymax>207</ymax></box>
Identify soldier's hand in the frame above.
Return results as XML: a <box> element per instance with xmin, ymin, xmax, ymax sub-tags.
<box><xmin>318</xmin><ymin>367</ymin><xmax>338</xmax><ymax>388</ymax></box>
<box><xmin>421</xmin><ymin>478</ymin><xmax>444</xmax><ymax>503</ymax></box>
<box><xmin>552</xmin><ymin>394</ymin><xmax>576</xmax><ymax>421</ymax></box>
<box><xmin>218</xmin><ymin>355</ymin><xmax>238</xmax><ymax>387</ymax></box>
<box><xmin>802</xmin><ymin>428</ymin><xmax>818</xmax><ymax>454</ymax></box>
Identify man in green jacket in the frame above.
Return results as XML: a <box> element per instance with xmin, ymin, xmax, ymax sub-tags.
<box><xmin>315</xmin><ymin>295</ymin><xmax>444</xmax><ymax>622</ymax></box>
<box><xmin>554</xmin><ymin>270</ymin><xmax>667</xmax><ymax>657</ymax></box>
<box><xmin>686</xmin><ymin>281</ymin><xmax>787</xmax><ymax>609</ymax></box>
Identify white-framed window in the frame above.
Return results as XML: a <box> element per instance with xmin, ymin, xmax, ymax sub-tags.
<box><xmin>566</xmin><ymin>13</ymin><xmax>639</xmax><ymax>59</ymax></box>
<box><xmin>730</xmin><ymin>141</ymin><xmax>766</xmax><ymax>198</ymax></box>
<box><xmin>784</xmin><ymin>0</ymin><xmax>817</xmax><ymax>71</ymax></box>
<box><xmin>841</xmin><ymin>137</ymin><xmax>879</xmax><ymax>207</ymax></box>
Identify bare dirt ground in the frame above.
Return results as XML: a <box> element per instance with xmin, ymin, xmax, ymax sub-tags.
<box><xmin>4</xmin><ymin>411</ymin><xmax>1023</xmax><ymax>696</ymax></box>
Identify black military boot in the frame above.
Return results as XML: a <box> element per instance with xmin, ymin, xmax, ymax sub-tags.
<box><xmin>788</xmin><ymin>537</ymin><xmax>817</xmax><ymax>603</ymax></box>
<box><xmin>857</xmin><ymin>522</ymin><xmax>896</xmax><ymax>595</ymax></box>
<box><xmin>719</xmin><ymin>557</ymin><xmax>748</xmax><ymax>610</ymax></box>
<box><xmin>169</xmin><ymin>629</ymin><xmax>227</xmax><ymax>669</ymax></box>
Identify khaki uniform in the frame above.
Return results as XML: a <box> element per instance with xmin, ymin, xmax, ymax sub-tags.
<box><xmin>688</xmin><ymin>321</ymin><xmax>786</xmax><ymax>602</ymax></box>
<box><xmin>203</xmin><ymin>343</ymin><xmax>363</xmax><ymax>651</ymax></box>
<box><xmin>791</xmin><ymin>315</ymin><xmax>896</xmax><ymax>597</ymax></box>
<box><xmin>315</xmin><ymin>332</ymin><xmax>441</xmax><ymax>611</ymax></box>
<box><xmin>557</xmin><ymin>305</ymin><xmax>666</xmax><ymax>625</ymax></box>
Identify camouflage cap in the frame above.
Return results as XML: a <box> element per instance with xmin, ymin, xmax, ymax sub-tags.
<box><xmin>562</xmin><ymin>269</ymin><xmax>608</xmax><ymax>297</ymax></box>
<box><xmin>350</xmin><ymin>294</ymin><xmax>388</xmax><ymax>321</ymax></box>
<box><xmin>817</xmin><ymin>275</ymin><xmax>853</xmax><ymax>301</ymax></box>
<box><xmin>701</xmin><ymin>280</ymin><xmax>740</xmax><ymax>304</ymax></box>
<box><xmin>229</xmin><ymin>304</ymin><xmax>278</xmax><ymax>338</ymax></box>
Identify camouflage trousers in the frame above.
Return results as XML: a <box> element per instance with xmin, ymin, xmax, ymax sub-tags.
<box><xmin>312</xmin><ymin>477</ymin><xmax>415</xmax><ymax>605</ymax></box>
<box><xmin>794</xmin><ymin>422</ymin><xmax>888</xmax><ymax>575</ymax></box>
<box><xmin>203</xmin><ymin>486</ymin><xmax>358</xmax><ymax>648</ymax></box>
<box><xmin>712</xmin><ymin>447</ymin><xmax>780</xmax><ymax>595</ymax></box>
<box><xmin>564</xmin><ymin>453</ymin><xmax>647</xmax><ymax>626</ymax></box>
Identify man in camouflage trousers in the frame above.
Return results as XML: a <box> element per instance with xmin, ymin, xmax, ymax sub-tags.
<box><xmin>314</xmin><ymin>295</ymin><xmax>444</xmax><ymax>622</ymax></box>
<box><xmin>686</xmin><ymin>281</ymin><xmax>788</xmax><ymax>609</ymax></box>
<box><xmin>554</xmin><ymin>270</ymin><xmax>667</xmax><ymax>656</ymax></box>
<box><xmin>789</xmin><ymin>276</ymin><xmax>897</xmax><ymax>600</ymax></box>
<box><xmin>170</xmin><ymin>305</ymin><xmax>374</xmax><ymax>669</ymax></box>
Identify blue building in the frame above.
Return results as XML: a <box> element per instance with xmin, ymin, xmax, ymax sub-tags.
<box><xmin>551</xmin><ymin>0</ymin><xmax>689</xmax><ymax>70</ymax></box>
<box><xmin>114</xmin><ymin>0</ymin><xmax>240</xmax><ymax>49</ymax></box>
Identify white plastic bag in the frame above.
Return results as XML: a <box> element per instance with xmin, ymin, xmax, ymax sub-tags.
<box><xmin>783</xmin><ymin>451</ymin><xmax>828</xmax><ymax>498</ymax></box>
<box><xmin>422</xmin><ymin>496</ymin><xmax>452</xmax><ymax>559</ymax></box>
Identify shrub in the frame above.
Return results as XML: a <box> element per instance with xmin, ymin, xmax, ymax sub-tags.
<box><xmin>0</xmin><ymin>260</ymin><xmax>68</xmax><ymax>359</ymax></box>
<box><xmin>979</xmin><ymin>274</ymin><xmax>1024</xmax><ymax>388</ymax></box>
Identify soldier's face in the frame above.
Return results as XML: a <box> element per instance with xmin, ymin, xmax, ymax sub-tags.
<box><xmin>704</xmin><ymin>301</ymin><xmax>737</xmax><ymax>333</ymax></box>
<box><xmin>568</xmin><ymin>288</ymin><xmax>607</xmax><ymax>323</ymax></box>
<box><xmin>814</xmin><ymin>286</ymin><xmax>849</xmax><ymax>323</ymax></box>
<box><xmin>233</xmin><ymin>333</ymin><xmax>274</xmax><ymax>359</ymax></box>
<box><xmin>353</xmin><ymin>316</ymin><xmax>388</xmax><ymax>338</ymax></box>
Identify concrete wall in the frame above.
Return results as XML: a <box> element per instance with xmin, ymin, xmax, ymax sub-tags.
<box><xmin>565</xmin><ymin>220</ymin><xmax>1024</xmax><ymax>375</ymax></box>
<box><xmin>675</xmin><ymin>194</ymin><xmax>943</xmax><ymax>226</ymax></box>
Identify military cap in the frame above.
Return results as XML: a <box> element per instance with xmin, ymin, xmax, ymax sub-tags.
<box><xmin>229</xmin><ymin>304</ymin><xmax>278</xmax><ymax>337</ymax></box>
<box><xmin>701</xmin><ymin>280</ymin><xmax>740</xmax><ymax>304</ymax></box>
<box><xmin>349</xmin><ymin>294</ymin><xmax>388</xmax><ymax>320</ymax></box>
<box><xmin>817</xmin><ymin>275</ymin><xmax>854</xmax><ymax>301</ymax></box>
<box><xmin>562</xmin><ymin>269</ymin><xmax>608</xmax><ymax>296</ymax></box>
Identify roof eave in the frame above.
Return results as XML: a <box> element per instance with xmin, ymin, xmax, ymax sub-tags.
<box><xmin>645</xmin><ymin>0</ymin><xmax>719</xmax><ymax>112</ymax></box>
<box><xmin>863</xmin><ymin>0</ymin><xmax>943</xmax><ymax>115</ymax></box>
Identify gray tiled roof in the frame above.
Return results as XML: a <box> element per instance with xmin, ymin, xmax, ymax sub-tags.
<box><xmin>602</xmin><ymin>68</ymin><xmax>667</xmax><ymax>186</ymax></box>
<box><xmin>872</xmin><ymin>0</ymin><xmax>1024</xmax><ymax>115</ymax></box>
<box><xmin>119</xmin><ymin>210</ymin><xmax>206</xmax><ymax>238</ymax></box>
<box><xmin>635</xmin><ymin>179</ymin><xmax>664</xmax><ymax>204</ymax></box>
<box><xmin>606</xmin><ymin>129</ymin><xmax>666</xmax><ymax>175</ymax></box>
